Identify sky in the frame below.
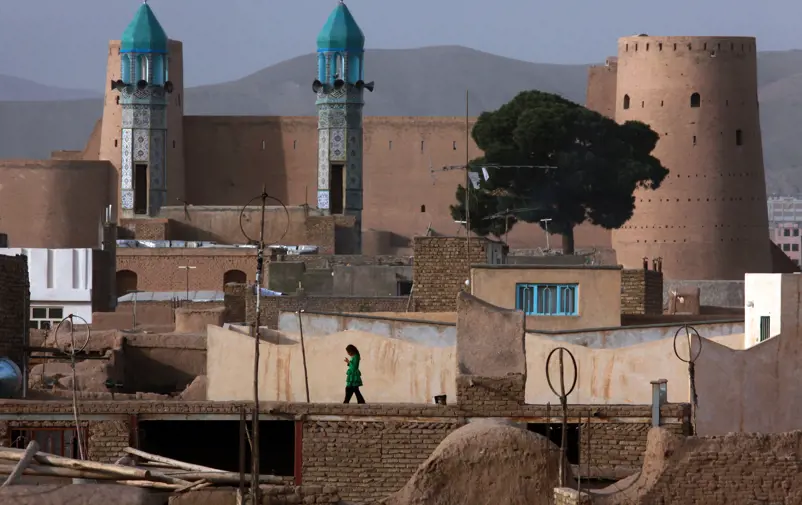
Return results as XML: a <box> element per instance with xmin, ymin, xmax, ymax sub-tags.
<box><xmin>2</xmin><ymin>0</ymin><xmax>801</xmax><ymax>90</ymax></box>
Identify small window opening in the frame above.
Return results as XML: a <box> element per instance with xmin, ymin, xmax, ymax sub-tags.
<box><xmin>704</xmin><ymin>43</ymin><xmax>707</xmax><ymax>50</ymax></box>
<box><xmin>330</xmin><ymin>163</ymin><xmax>344</xmax><ymax>214</ymax></box>
<box><xmin>293</xmin><ymin>140</ymin><xmax>297</xmax><ymax>150</ymax></box>
<box><xmin>625</xmin><ymin>44</ymin><xmax>628</xmax><ymax>51</ymax></box>
<box><xmin>453</xmin><ymin>141</ymin><xmax>457</xmax><ymax>150</ymax></box>
<box><xmin>420</xmin><ymin>204</ymin><xmax>426</xmax><ymax>213</ymax></box>
<box><xmin>388</xmin><ymin>140</ymin><xmax>392</xmax><ymax>150</ymax></box>
<box><xmin>735</xmin><ymin>129</ymin><xmax>743</xmax><ymax>146</ymax></box>
<box><xmin>528</xmin><ymin>423</ymin><xmax>580</xmax><ymax>464</ymax></box>
<box><xmin>115</xmin><ymin>96</ymin><xmax>120</xmax><ymax>105</ymax></box>
<box><xmin>134</xmin><ymin>163</ymin><xmax>148</xmax><ymax>215</ymax></box>
<box><xmin>674</xmin><ymin>43</ymin><xmax>677</xmax><ymax>50</ymax></box>
<box><xmin>421</xmin><ymin>140</ymin><xmax>424</xmax><ymax>152</ymax></box>
<box><xmin>693</xmin><ymin>135</ymin><xmax>697</xmax><ymax>146</ymax></box>
<box><xmin>659</xmin><ymin>43</ymin><xmax>663</xmax><ymax>51</ymax></box>
<box><xmin>688</xmin><ymin>43</ymin><xmax>692</xmax><ymax>50</ymax></box>
<box><xmin>641</xmin><ymin>101</ymin><xmax>645</xmax><ymax>108</ymax></box>
<box><xmin>623</xmin><ymin>94</ymin><xmax>630</xmax><ymax>109</ymax></box>
<box><xmin>646</xmin><ymin>43</ymin><xmax>650</xmax><ymax>51</ymax></box>
<box><xmin>660</xmin><ymin>100</ymin><xmax>664</xmax><ymax>107</ymax></box>
<box><xmin>396</xmin><ymin>280</ymin><xmax>413</xmax><ymax>296</ymax></box>
<box><xmin>635</xmin><ymin>43</ymin><xmax>638</xmax><ymax>51</ymax></box>
<box><xmin>690</xmin><ymin>93</ymin><xmax>701</xmax><ymax>108</ymax></box>
<box><xmin>114</xmin><ymin>139</ymin><xmax>118</xmax><ymax>147</ymax></box>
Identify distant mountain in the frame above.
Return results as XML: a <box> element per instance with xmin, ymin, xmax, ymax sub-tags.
<box><xmin>0</xmin><ymin>74</ymin><xmax>100</xmax><ymax>102</ymax></box>
<box><xmin>2</xmin><ymin>45</ymin><xmax>802</xmax><ymax>194</ymax></box>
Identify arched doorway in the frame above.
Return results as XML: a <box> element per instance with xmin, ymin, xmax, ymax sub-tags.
<box><xmin>116</xmin><ymin>270</ymin><xmax>138</xmax><ymax>299</ymax></box>
<box><xmin>223</xmin><ymin>269</ymin><xmax>247</xmax><ymax>287</ymax></box>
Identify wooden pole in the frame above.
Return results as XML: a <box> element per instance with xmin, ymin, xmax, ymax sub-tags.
<box><xmin>153</xmin><ymin>471</ymin><xmax>284</xmax><ymax>485</ymax></box>
<box><xmin>123</xmin><ymin>447</ymin><xmax>224</xmax><ymax>473</ymax></box>
<box><xmin>0</xmin><ymin>447</ymin><xmax>150</xmax><ymax>480</ymax></box>
<box><xmin>465</xmin><ymin>89</ymin><xmax>471</xmax><ymax>279</ymax></box>
<box><xmin>298</xmin><ymin>310</ymin><xmax>311</xmax><ymax>403</ymax></box>
<box><xmin>1</xmin><ymin>441</ymin><xmax>39</xmax><ymax>487</ymax></box>
<box><xmin>0</xmin><ymin>462</ymin><xmax>135</xmax><ymax>481</ymax></box>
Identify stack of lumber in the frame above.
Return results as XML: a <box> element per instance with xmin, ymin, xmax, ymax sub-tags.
<box><xmin>0</xmin><ymin>442</ymin><xmax>282</xmax><ymax>492</ymax></box>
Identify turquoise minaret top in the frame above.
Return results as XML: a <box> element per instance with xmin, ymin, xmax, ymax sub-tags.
<box><xmin>121</xmin><ymin>2</ymin><xmax>168</xmax><ymax>54</ymax></box>
<box><xmin>316</xmin><ymin>1</ymin><xmax>365</xmax><ymax>51</ymax></box>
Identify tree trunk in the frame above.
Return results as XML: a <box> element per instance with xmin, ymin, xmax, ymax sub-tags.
<box><xmin>562</xmin><ymin>228</ymin><xmax>575</xmax><ymax>255</ymax></box>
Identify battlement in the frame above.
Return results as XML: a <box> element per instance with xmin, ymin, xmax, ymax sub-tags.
<box><xmin>618</xmin><ymin>35</ymin><xmax>757</xmax><ymax>57</ymax></box>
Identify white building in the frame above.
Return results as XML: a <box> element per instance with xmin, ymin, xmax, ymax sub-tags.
<box><xmin>0</xmin><ymin>248</ymin><xmax>94</xmax><ymax>328</ymax></box>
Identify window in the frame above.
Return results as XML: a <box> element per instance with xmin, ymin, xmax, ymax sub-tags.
<box><xmin>396</xmin><ymin>280</ymin><xmax>413</xmax><ymax>296</ymax></box>
<box><xmin>792</xmin><ymin>244</ymin><xmax>799</xmax><ymax>252</ymax></box>
<box><xmin>623</xmin><ymin>94</ymin><xmax>630</xmax><ymax>110</ymax></box>
<box><xmin>783</xmin><ymin>243</ymin><xmax>791</xmax><ymax>251</ymax></box>
<box><xmin>29</xmin><ymin>306</ymin><xmax>64</xmax><ymax>330</ymax></box>
<box><xmin>223</xmin><ymin>270</ymin><xmax>247</xmax><ymax>286</ymax></box>
<box><xmin>515</xmin><ymin>283</ymin><xmax>578</xmax><ymax>316</ymax></box>
<box><xmin>784</xmin><ymin>229</ymin><xmax>792</xmax><ymax>237</ymax></box>
<box><xmin>116</xmin><ymin>270</ymin><xmax>138</xmax><ymax>298</ymax></box>
<box><xmin>11</xmin><ymin>428</ymin><xmax>87</xmax><ymax>458</ymax></box>
<box><xmin>759</xmin><ymin>316</ymin><xmax>770</xmax><ymax>343</ymax></box>
<box><xmin>794</xmin><ymin>229</ymin><xmax>799</xmax><ymax>237</ymax></box>
<box><xmin>690</xmin><ymin>92</ymin><xmax>701</xmax><ymax>108</ymax></box>
<box><xmin>735</xmin><ymin>129</ymin><xmax>743</xmax><ymax>146</ymax></box>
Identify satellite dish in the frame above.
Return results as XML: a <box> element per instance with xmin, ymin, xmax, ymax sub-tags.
<box><xmin>164</xmin><ymin>81</ymin><xmax>174</xmax><ymax>93</ymax></box>
<box><xmin>333</xmin><ymin>79</ymin><xmax>345</xmax><ymax>90</ymax></box>
<box><xmin>0</xmin><ymin>358</ymin><xmax>22</xmax><ymax>398</ymax></box>
<box><xmin>136</xmin><ymin>80</ymin><xmax>148</xmax><ymax>90</ymax></box>
<box><xmin>312</xmin><ymin>79</ymin><xmax>323</xmax><ymax>93</ymax></box>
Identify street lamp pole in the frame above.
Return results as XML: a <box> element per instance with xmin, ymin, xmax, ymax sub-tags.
<box><xmin>177</xmin><ymin>266</ymin><xmax>196</xmax><ymax>301</ymax></box>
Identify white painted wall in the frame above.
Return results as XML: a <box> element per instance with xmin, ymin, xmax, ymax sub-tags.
<box><xmin>0</xmin><ymin>248</ymin><xmax>93</xmax><ymax>323</ymax></box>
<box><xmin>744</xmin><ymin>273</ymin><xmax>783</xmax><ymax>348</ymax></box>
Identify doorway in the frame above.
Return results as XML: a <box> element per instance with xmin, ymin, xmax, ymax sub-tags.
<box><xmin>330</xmin><ymin>163</ymin><xmax>344</xmax><ymax>214</ymax></box>
<box><xmin>134</xmin><ymin>164</ymin><xmax>148</xmax><ymax>215</ymax></box>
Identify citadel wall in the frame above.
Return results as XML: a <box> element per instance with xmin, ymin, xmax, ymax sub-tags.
<box><xmin>181</xmin><ymin>115</ymin><xmax>613</xmax><ymax>253</ymax></box>
<box><xmin>0</xmin><ymin>160</ymin><xmax>112</xmax><ymax>248</ymax></box>
<box><xmin>586</xmin><ymin>56</ymin><xmax>617</xmax><ymax>118</ymax></box>
<box><xmin>611</xmin><ymin>36</ymin><xmax>771</xmax><ymax>280</ymax></box>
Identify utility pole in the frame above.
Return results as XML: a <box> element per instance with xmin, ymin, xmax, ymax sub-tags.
<box><xmin>251</xmin><ymin>187</ymin><xmax>269</xmax><ymax>505</ymax></box>
<box><xmin>177</xmin><ymin>266</ymin><xmax>196</xmax><ymax>301</ymax></box>
<box><xmin>465</xmin><ymin>89</ymin><xmax>471</xmax><ymax>278</ymax></box>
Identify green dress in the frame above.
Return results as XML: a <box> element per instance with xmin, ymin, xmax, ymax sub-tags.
<box><xmin>346</xmin><ymin>354</ymin><xmax>363</xmax><ymax>388</ymax></box>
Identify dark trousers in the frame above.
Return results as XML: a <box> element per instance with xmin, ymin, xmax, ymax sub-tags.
<box><xmin>344</xmin><ymin>386</ymin><xmax>365</xmax><ymax>404</ymax></box>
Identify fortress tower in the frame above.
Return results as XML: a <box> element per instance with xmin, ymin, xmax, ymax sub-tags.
<box><xmin>314</xmin><ymin>1</ymin><xmax>373</xmax><ymax>253</ymax></box>
<box><xmin>611</xmin><ymin>36</ymin><xmax>771</xmax><ymax>280</ymax></box>
<box><xmin>100</xmin><ymin>3</ymin><xmax>184</xmax><ymax>220</ymax></box>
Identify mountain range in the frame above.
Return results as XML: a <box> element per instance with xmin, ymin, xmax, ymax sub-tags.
<box><xmin>1</xmin><ymin>45</ymin><xmax>801</xmax><ymax>194</ymax></box>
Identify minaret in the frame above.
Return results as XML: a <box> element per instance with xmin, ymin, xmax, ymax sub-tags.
<box><xmin>314</xmin><ymin>1</ymin><xmax>374</xmax><ymax>252</ymax></box>
<box><xmin>111</xmin><ymin>2</ymin><xmax>174</xmax><ymax>219</ymax></box>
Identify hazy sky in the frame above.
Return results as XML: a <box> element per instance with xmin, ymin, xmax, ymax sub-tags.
<box><xmin>2</xmin><ymin>0</ymin><xmax>801</xmax><ymax>90</ymax></box>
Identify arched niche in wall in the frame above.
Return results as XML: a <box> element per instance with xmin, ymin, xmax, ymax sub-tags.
<box><xmin>223</xmin><ymin>269</ymin><xmax>247</xmax><ymax>287</ymax></box>
<box><xmin>116</xmin><ymin>270</ymin><xmax>138</xmax><ymax>299</ymax></box>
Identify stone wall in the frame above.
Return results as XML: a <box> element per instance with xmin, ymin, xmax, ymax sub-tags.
<box><xmin>621</xmin><ymin>269</ymin><xmax>663</xmax><ymax>315</ymax></box>
<box><xmin>0</xmin><ymin>254</ymin><xmax>29</xmax><ymax>372</ymax></box>
<box><xmin>412</xmin><ymin>236</ymin><xmax>491</xmax><ymax>312</ymax></box>
<box><xmin>244</xmin><ymin>289</ymin><xmax>408</xmax><ymax>328</ymax></box>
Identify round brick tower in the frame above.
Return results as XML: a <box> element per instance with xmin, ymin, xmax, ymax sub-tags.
<box><xmin>612</xmin><ymin>36</ymin><xmax>771</xmax><ymax>280</ymax></box>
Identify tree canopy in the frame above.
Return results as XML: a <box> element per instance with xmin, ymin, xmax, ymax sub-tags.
<box><xmin>449</xmin><ymin>90</ymin><xmax>669</xmax><ymax>254</ymax></box>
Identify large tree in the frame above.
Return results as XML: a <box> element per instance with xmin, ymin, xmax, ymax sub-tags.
<box><xmin>450</xmin><ymin>90</ymin><xmax>668</xmax><ymax>254</ymax></box>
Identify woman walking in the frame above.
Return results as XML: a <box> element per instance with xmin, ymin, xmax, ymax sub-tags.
<box><xmin>343</xmin><ymin>344</ymin><xmax>366</xmax><ymax>404</ymax></box>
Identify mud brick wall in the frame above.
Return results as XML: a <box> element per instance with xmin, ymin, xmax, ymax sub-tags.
<box><xmin>456</xmin><ymin>374</ymin><xmax>525</xmax><ymax>415</ymax></box>
<box><xmin>0</xmin><ymin>254</ymin><xmax>29</xmax><ymax>372</ymax></box>
<box><xmin>245</xmin><ymin>291</ymin><xmax>407</xmax><ymax>328</ymax></box>
<box><xmin>0</xmin><ymin>419</ymin><xmax>128</xmax><ymax>462</ymax></box>
<box><xmin>412</xmin><ymin>236</ymin><xmax>490</xmax><ymax>312</ymax></box>
<box><xmin>223</xmin><ymin>282</ymin><xmax>249</xmax><ymax>323</ymax></box>
<box><xmin>303</xmin><ymin>420</ymin><xmax>459</xmax><ymax>504</ymax></box>
<box><xmin>621</xmin><ymin>269</ymin><xmax>664</xmax><ymax>315</ymax></box>
<box><xmin>119</xmin><ymin>218</ymin><xmax>170</xmax><ymax>240</ymax></box>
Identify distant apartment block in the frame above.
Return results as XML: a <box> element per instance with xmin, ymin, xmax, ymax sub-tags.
<box><xmin>770</xmin><ymin>222</ymin><xmax>801</xmax><ymax>266</ymax></box>
<box><xmin>768</xmin><ymin>196</ymin><xmax>802</xmax><ymax>224</ymax></box>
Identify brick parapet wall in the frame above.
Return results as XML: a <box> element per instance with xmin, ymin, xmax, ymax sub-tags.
<box><xmin>456</xmin><ymin>374</ymin><xmax>526</xmax><ymax>415</ymax></box>
<box><xmin>244</xmin><ymin>290</ymin><xmax>408</xmax><ymax>328</ymax></box>
<box><xmin>303</xmin><ymin>420</ymin><xmax>456</xmax><ymax>504</ymax></box>
<box><xmin>119</xmin><ymin>218</ymin><xmax>170</xmax><ymax>240</ymax></box>
<box><xmin>412</xmin><ymin>236</ymin><xmax>489</xmax><ymax>312</ymax></box>
<box><xmin>171</xmin><ymin>486</ymin><xmax>341</xmax><ymax>505</ymax></box>
<box><xmin>0</xmin><ymin>254</ymin><xmax>29</xmax><ymax>373</ymax></box>
<box><xmin>621</xmin><ymin>269</ymin><xmax>664</xmax><ymax>315</ymax></box>
<box><xmin>0</xmin><ymin>419</ymin><xmax>127</xmax><ymax>463</ymax></box>
<box><xmin>224</xmin><ymin>282</ymin><xmax>249</xmax><ymax>323</ymax></box>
